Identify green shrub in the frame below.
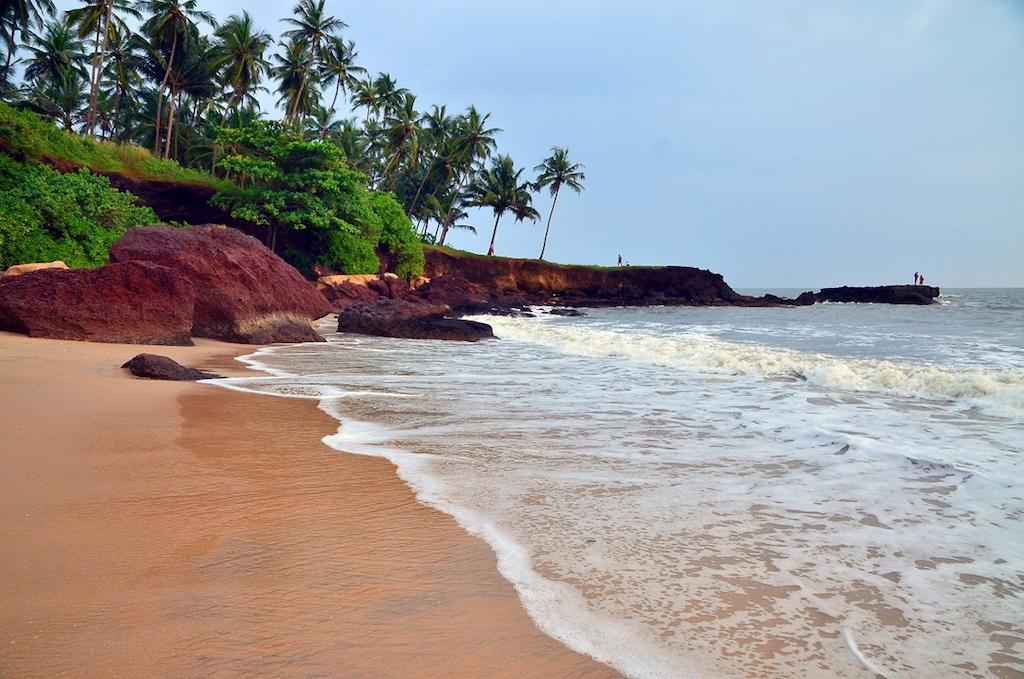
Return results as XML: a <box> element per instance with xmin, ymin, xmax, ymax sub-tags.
<box><xmin>372</xmin><ymin>192</ymin><xmax>424</xmax><ymax>278</ymax></box>
<box><xmin>0</xmin><ymin>154</ymin><xmax>157</xmax><ymax>268</ymax></box>
<box><xmin>213</xmin><ymin>121</ymin><xmax>424</xmax><ymax>276</ymax></box>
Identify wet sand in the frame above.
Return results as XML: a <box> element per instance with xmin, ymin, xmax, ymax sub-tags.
<box><xmin>0</xmin><ymin>333</ymin><xmax>613</xmax><ymax>677</ymax></box>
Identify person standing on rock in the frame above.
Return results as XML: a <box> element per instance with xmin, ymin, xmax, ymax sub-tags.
<box><xmin>920</xmin><ymin>274</ymin><xmax>925</xmax><ymax>285</ymax></box>
<box><xmin>914</xmin><ymin>271</ymin><xmax>920</xmax><ymax>285</ymax></box>
<box><xmin>618</xmin><ymin>254</ymin><xmax>623</xmax><ymax>266</ymax></box>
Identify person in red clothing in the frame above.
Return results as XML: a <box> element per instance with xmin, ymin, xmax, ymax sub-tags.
<box><xmin>920</xmin><ymin>274</ymin><xmax>925</xmax><ymax>285</ymax></box>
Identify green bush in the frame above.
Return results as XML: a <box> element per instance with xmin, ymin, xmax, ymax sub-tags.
<box><xmin>0</xmin><ymin>154</ymin><xmax>157</xmax><ymax>268</ymax></box>
<box><xmin>212</xmin><ymin>121</ymin><xmax>423</xmax><ymax>276</ymax></box>
<box><xmin>372</xmin><ymin>192</ymin><xmax>424</xmax><ymax>278</ymax></box>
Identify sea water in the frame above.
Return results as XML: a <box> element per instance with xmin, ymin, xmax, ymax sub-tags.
<box><xmin>214</xmin><ymin>288</ymin><xmax>1024</xmax><ymax>678</ymax></box>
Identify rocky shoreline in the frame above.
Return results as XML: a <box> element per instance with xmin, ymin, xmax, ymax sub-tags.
<box><xmin>0</xmin><ymin>225</ymin><xmax>941</xmax><ymax>347</ymax></box>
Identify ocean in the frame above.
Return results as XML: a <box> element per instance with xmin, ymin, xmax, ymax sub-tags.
<box><xmin>215</xmin><ymin>288</ymin><xmax>1024</xmax><ymax>678</ymax></box>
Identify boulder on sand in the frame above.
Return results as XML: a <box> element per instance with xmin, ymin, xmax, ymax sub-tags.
<box><xmin>122</xmin><ymin>353</ymin><xmax>221</xmax><ymax>380</ymax></box>
<box><xmin>337</xmin><ymin>297</ymin><xmax>494</xmax><ymax>342</ymax></box>
<box><xmin>110</xmin><ymin>225</ymin><xmax>332</xmax><ymax>343</ymax></box>
<box><xmin>0</xmin><ymin>261</ymin><xmax>195</xmax><ymax>345</ymax></box>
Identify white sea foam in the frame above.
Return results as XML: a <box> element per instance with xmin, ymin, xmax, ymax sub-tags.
<box><xmin>474</xmin><ymin>314</ymin><xmax>1024</xmax><ymax>417</ymax></box>
<box><xmin>211</xmin><ymin>292</ymin><xmax>1024</xmax><ymax>678</ymax></box>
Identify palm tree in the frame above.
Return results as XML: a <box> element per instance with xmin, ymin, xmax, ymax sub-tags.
<box><xmin>317</xmin><ymin>35</ymin><xmax>362</xmax><ymax>139</ymax></box>
<box><xmin>350</xmin><ymin>75</ymin><xmax>378</xmax><ymax>125</ymax></box>
<box><xmin>65</xmin><ymin>0</ymin><xmax>139</xmax><ymax>135</ymax></box>
<box><xmin>22</xmin><ymin>19</ymin><xmax>88</xmax><ymax>87</ymax></box>
<box><xmin>100</xmin><ymin>24</ymin><xmax>142</xmax><ymax>139</ymax></box>
<box><xmin>438</xmin><ymin>105</ymin><xmax>500</xmax><ymax>240</ymax></box>
<box><xmin>407</xmin><ymin>103</ymin><xmax>455</xmax><ymax>216</ymax></box>
<box><xmin>273</xmin><ymin>37</ymin><xmax>318</xmax><ymax>125</ymax></box>
<box><xmin>138</xmin><ymin>0</ymin><xmax>215</xmax><ymax>154</ymax></box>
<box><xmin>372</xmin><ymin>71</ymin><xmax>406</xmax><ymax>119</ymax></box>
<box><xmin>533</xmin><ymin>147</ymin><xmax>585</xmax><ymax>260</ymax></box>
<box><xmin>280</xmin><ymin>0</ymin><xmax>344</xmax><ymax>124</ymax></box>
<box><xmin>1</xmin><ymin>0</ymin><xmax>55</xmax><ymax>74</ymax></box>
<box><xmin>212</xmin><ymin>11</ymin><xmax>271</xmax><ymax>113</ymax></box>
<box><xmin>378</xmin><ymin>91</ymin><xmax>419</xmax><ymax>189</ymax></box>
<box><xmin>463</xmin><ymin>154</ymin><xmax>537</xmax><ymax>254</ymax></box>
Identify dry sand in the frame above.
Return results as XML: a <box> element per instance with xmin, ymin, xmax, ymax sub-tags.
<box><xmin>0</xmin><ymin>333</ymin><xmax>613</xmax><ymax>678</ymax></box>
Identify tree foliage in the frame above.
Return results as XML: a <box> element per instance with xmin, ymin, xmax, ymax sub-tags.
<box><xmin>211</xmin><ymin>120</ymin><xmax>423</xmax><ymax>276</ymax></box>
<box><xmin>0</xmin><ymin>153</ymin><xmax>156</xmax><ymax>268</ymax></box>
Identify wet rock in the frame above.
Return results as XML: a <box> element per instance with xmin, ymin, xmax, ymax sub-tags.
<box><xmin>336</xmin><ymin>297</ymin><xmax>493</xmax><ymax>342</ymax></box>
<box><xmin>813</xmin><ymin>285</ymin><xmax>940</xmax><ymax>305</ymax></box>
<box><xmin>110</xmin><ymin>225</ymin><xmax>331</xmax><ymax>343</ymax></box>
<box><xmin>548</xmin><ymin>307</ymin><xmax>585</xmax><ymax>317</ymax></box>
<box><xmin>0</xmin><ymin>261</ymin><xmax>194</xmax><ymax>345</ymax></box>
<box><xmin>122</xmin><ymin>353</ymin><xmax>221</xmax><ymax>380</ymax></box>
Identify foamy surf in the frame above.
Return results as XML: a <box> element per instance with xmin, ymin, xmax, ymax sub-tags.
<box><xmin>473</xmin><ymin>314</ymin><xmax>1024</xmax><ymax>418</ymax></box>
<box><xmin>211</xmin><ymin>290</ymin><xmax>1024</xmax><ymax>678</ymax></box>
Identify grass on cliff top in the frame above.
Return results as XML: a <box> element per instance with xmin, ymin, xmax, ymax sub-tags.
<box><xmin>426</xmin><ymin>244</ymin><xmax>648</xmax><ymax>270</ymax></box>
<box><xmin>0</xmin><ymin>101</ymin><xmax>230</xmax><ymax>191</ymax></box>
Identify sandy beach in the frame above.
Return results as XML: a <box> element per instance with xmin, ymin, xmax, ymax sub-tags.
<box><xmin>0</xmin><ymin>332</ymin><xmax>612</xmax><ymax>677</ymax></box>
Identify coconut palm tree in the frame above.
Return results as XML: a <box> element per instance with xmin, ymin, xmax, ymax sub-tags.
<box><xmin>100</xmin><ymin>24</ymin><xmax>142</xmax><ymax>139</ymax></box>
<box><xmin>22</xmin><ymin>18</ymin><xmax>88</xmax><ymax>87</ymax></box>
<box><xmin>212</xmin><ymin>11</ymin><xmax>271</xmax><ymax>113</ymax></box>
<box><xmin>463</xmin><ymin>154</ymin><xmax>537</xmax><ymax>254</ymax></box>
<box><xmin>533</xmin><ymin>147</ymin><xmax>585</xmax><ymax>260</ymax></box>
<box><xmin>317</xmin><ymin>35</ymin><xmax>362</xmax><ymax>139</ymax></box>
<box><xmin>1</xmin><ymin>0</ymin><xmax>55</xmax><ymax>74</ymax></box>
<box><xmin>273</xmin><ymin>37</ymin><xmax>318</xmax><ymax>125</ymax></box>
<box><xmin>407</xmin><ymin>103</ymin><xmax>455</xmax><ymax>216</ymax></box>
<box><xmin>438</xmin><ymin>105</ymin><xmax>500</xmax><ymax>240</ymax></box>
<box><xmin>138</xmin><ymin>0</ymin><xmax>215</xmax><ymax>153</ymax></box>
<box><xmin>378</xmin><ymin>91</ymin><xmax>419</xmax><ymax>189</ymax></box>
<box><xmin>350</xmin><ymin>75</ymin><xmax>378</xmax><ymax>125</ymax></box>
<box><xmin>372</xmin><ymin>71</ymin><xmax>405</xmax><ymax>119</ymax></box>
<box><xmin>65</xmin><ymin>0</ymin><xmax>139</xmax><ymax>135</ymax></box>
<box><xmin>280</xmin><ymin>0</ymin><xmax>344</xmax><ymax>124</ymax></box>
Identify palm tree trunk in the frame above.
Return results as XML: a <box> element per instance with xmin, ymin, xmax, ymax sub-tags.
<box><xmin>487</xmin><ymin>212</ymin><xmax>501</xmax><ymax>255</ymax></box>
<box><xmin>288</xmin><ymin>37</ymin><xmax>318</xmax><ymax>125</ymax></box>
<box><xmin>539</xmin><ymin>187</ymin><xmax>559</xmax><ymax>260</ymax></box>
<box><xmin>154</xmin><ymin>30</ymin><xmax>177</xmax><ymax>153</ymax></box>
<box><xmin>86</xmin><ymin>21</ymin><xmax>102</xmax><ymax>134</ymax></box>
<box><xmin>87</xmin><ymin>4</ymin><xmax>113</xmax><ymax>136</ymax></box>
<box><xmin>407</xmin><ymin>155</ymin><xmax>437</xmax><ymax>216</ymax></box>
<box><xmin>163</xmin><ymin>89</ymin><xmax>176</xmax><ymax>159</ymax></box>
<box><xmin>321</xmin><ymin>80</ymin><xmax>341</xmax><ymax>140</ymax></box>
<box><xmin>112</xmin><ymin>88</ymin><xmax>122</xmax><ymax>141</ymax></box>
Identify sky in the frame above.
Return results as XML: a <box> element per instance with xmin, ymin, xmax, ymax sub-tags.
<box><xmin>62</xmin><ymin>0</ymin><xmax>1024</xmax><ymax>286</ymax></box>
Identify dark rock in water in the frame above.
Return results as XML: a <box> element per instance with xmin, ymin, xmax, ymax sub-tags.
<box><xmin>549</xmin><ymin>307</ymin><xmax>585</xmax><ymax>317</ymax></box>
<box><xmin>814</xmin><ymin>285</ymin><xmax>940</xmax><ymax>305</ymax></box>
<box><xmin>110</xmin><ymin>225</ymin><xmax>331</xmax><ymax>343</ymax></box>
<box><xmin>337</xmin><ymin>297</ymin><xmax>493</xmax><ymax>342</ymax></box>
<box><xmin>122</xmin><ymin>353</ymin><xmax>220</xmax><ymax>380</ymax></box>
<box><xmin>0</xmin><ymin>261</ymin><xmax>195</xmax><ymax>345</ymax></box>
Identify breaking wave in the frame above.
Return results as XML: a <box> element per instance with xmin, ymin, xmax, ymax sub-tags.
<box><xmin>475</xmin><ymin>315</ymin><xmax>1024</xmax><ymax>417</ymax></box>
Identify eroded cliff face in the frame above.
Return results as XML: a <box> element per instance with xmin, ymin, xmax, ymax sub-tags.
<box><xmin>421</xmin><ymin>248</ymin><xmax>775</xmax><ymax>307</ymax></box>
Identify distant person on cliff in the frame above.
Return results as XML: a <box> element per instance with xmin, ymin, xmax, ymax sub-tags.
<box><xmin>914</xmin><ymin>271</ymin><xmax>920</xmax><ymax>285</ymax></box>
<box><xmin>488</xmin><ymin>244</ymin><xmax>495</xmax><ymax>257</ymax></box>
<box><xmin>920</xmin><ymin>274</ymin><xmax>925</xmax><ymax>285</ymax></box>
<box><xmin>618</xmin><ymin>254</ymin><xmax>623</xmax><ymax>266</ymax></box>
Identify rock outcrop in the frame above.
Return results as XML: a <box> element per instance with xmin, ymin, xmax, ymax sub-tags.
<box><xmin>122</xmin><ymin>353</ymin><xmax>221</xmax><ymax>380</ymax></box>
<box><xmin>110</xmin><ymin>225</ymin><xmax>331</xmax><ymax>343</ymax></box>
<box><xmin>806</xmin><ymin>285</ymin><xmax>940</xmax><ymax>305</ymax></box>
<box><xmin>2</xmin><ymin>260</ymin><xmax>69</xmax><ymax>276</ymax></box>
<box><xmin>337</xmin><ymin>297</ymin><xmax>493</xmax><ymax>342</ymax></box>
<box><xmin>0</xmin><ymin>261</ymin><xmax>194</xmax><ymax>344</ymax></box>
<box><xmin>422</xmin><ymin>248</ymin><xmax>772</xmax><ymax>307</ymax></box>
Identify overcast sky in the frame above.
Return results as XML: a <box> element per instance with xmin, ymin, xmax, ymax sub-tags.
<box><xmin>73</xmin><ymin>0</ymin><xmax>1024</xmax><ymax>286</ymax></box>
